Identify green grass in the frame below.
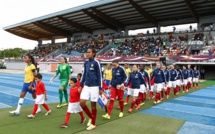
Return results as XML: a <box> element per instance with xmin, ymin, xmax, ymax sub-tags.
<box><xmin>0</xmin><ymin>80</ymin><xmax>214</xmax><ymax>134</ymax></box>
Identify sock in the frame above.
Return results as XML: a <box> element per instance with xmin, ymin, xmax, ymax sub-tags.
<box><xmin>65</xmin><ymin>112</ymin><xmax>71</xmax><ymax>125</ymax></box>
<box><xmin>34</xmin><ymin>99</ymin><xmax>41</xmax><ymax>112</ymax></box>
<box><xmin>161</xmin><ymin>91</ymin><xmax>164</xmax><ymax>98</ymax></box>
<box><xmin>16</xmin><ymin>98</ymin><xmax>24</xmax><ymax>113</ymax></box>
<box><xmin>135</xmin><ymin>99</ymin><xmax>140</xmax><ymax>106</ymax></box>
<box><xmin>193</xmin><ymin>83</ymin><xmax>194</xmax><ymax>88</ymax></box>
<box><xmin>197</xmin><ymin>83</ymin><xmax>198</xmax><ymax>87</ymax></box>
<box><xmin>82</xmin><ymin>105</ymin><xmax>92</xmax><ymax>118</ymax></box>
<box><xmin>174</xmin><ymin>88</ymin><xmax>176</xmax><ymax>95</ymax></box>
<box><xmin>119</xmin><ymin>100</ymin><xmax>124</xmax><ymax>112</ymax></box>
<box><xmin>91</xmin><ymin>108</ymin><xmax>97</xmax><ymax>125</ymax></box>
<box><xmin>143</xmin><ymin>93</ymin><xmax>146</xmax><ymax>101</ymax></box>
<box><xmin>158</xmin><ymin>93</ymin><xmax>161</xmax><ymax>100</ymax></box>
<box><xmin>138</xmin><ymin>93</ymin><xmax>143</xmax><ymax>103</ymax></box>
<box><xmin>42</xmin><ymin>103</ymin><xmax>50</xmax><ymax>111</ymax></box>
<box><xmin>108</xmin><ymin>100</ymin><xmax>114</xmax><ymax>115</ymax></box>
<box><xmin>63</xmin><ymin>90</ymin><xmax>68</xmax><ymax>103</ymax></box>
<box><xmin>165</xmin><ymin>91</ymin><xmax>167</xmax><ymax>95</ymax></box>
<box><xmin>187</xmin><ymin>82</ymin><xmax>190</xmax><ymax>89</ymax></box>
<box><xmin>130</xmin><ymin>101</ymin><xmax>136</xmax><ymax>109</ymax></box>
<box><xmin>32</xmin><ymin>104</ymin><xmax>38</xmax><ymax>116</ymax></box>
<box><xmin>126</xmin><ymin>95</ymin><xmax>130</xmax><ymax>103</ymax></box>
<box><xmin>59</xmin><ymin>90</ymin><xmax>63</xmax><ymax>105</ymax></box>
<box><xmin>155</xmin><ymin>93</ymin><xmax>160</xmax><ymax>102</ymax></box>
<box><xmin>79</xmin><ymin>111</ymin><xmax>85</xmax><ymax>120</ymax></box>
<box><xmin>183</xmin><ymin>85</ymin><xmax>185</xmax><ymax>91</ymax></box>
<box><xmin>167</xmin><ymin>87</ymin><xmax>170</xmax><ymax>95</ymax></box>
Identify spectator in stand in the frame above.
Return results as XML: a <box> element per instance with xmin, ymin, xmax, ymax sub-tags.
<box><xmin>189</xmin><ymin>25</ymin><xmax>192</xmax><ymax>31</ymax></box>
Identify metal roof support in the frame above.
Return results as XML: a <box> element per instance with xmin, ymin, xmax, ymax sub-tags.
<box><xmin>184</xmin><ymin>0</ymin><xmax>199</xmax><ymax>21</ymax></box>
<box><xmin>91</xmin><ymin>8</ymin><xmax>125</xmax><ymax>30</ymax></box>
<box><xmin>58</xmin><ymin>16</ymin><xmax>92</xmax><ymax>34</ymax></box>
<box><xmin>33</xmin><ymin>22</ymin><xmax>71</xmax><ymax>36</ymax></box>
<box><xmin>82</xmin><ymin>10</ymin><xmax>117</xmax><ymax>31</ymax></box>
<box><xmin>6</xmin><ymin>30</ymin><xmax>38</xmax><ymax>40</ymax></box>
<box><xmin>18</xmin><ymin>27</ymin><xmax>51</xmax><ymax>38</ymax></box>
<box><xmin>128</xmin><ymin>0</ymin><xmax>157</xmax><ymax>26</ymax></box>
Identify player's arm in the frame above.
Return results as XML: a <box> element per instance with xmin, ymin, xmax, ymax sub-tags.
<box><xmin>180</xmin><ymin>70</ymin><xmax>184</xmax><ymax>82</ymax></box>
<box><xmin>50</xmin><ymin>65</ymin><xmax>60</xmax><ymax>82</ymax></box>
<box><xmin>175</xmin><ymin>70</ymin><xmax>178</xmax><ymax>80</ymax></box>
<box><xmin>150</xmin><ymin>70</ymin><xmax>155</xmax><ymax>81</ymax></box>
<box><xmin>126</xmin><ymin>73</ymin><xmax>131</xmax><ymax>87</ymax></box>
<box><xmin>29</xmin><ymin>65</ymin><xmax>36</xmax><ymax>89</ymax></box>
<box><xmin>96</xmin><ymin>62</ymin><xmax>103</xmax><ymax>90</ymax></box>
<box><xmin>122</xmin><ymin>67</ymin><xmax>128</xmax><ymax>85</ymax></box>
<box><xmin>145</xmin><ymin>72</ymin><xmax>151</xmax><ymax>89</ymax></box>
<box><xmin>67</xmin><ymin>64</ymin><xmax>72</xmax><ymax>80</ymax></box>
<box><xmin>161</xmin><ymin>70</ymin><xmax>166</xmax><ymax>84</ymax></box>
<box><xmin>140</xmin><ymin>73</ymin><xmax>147</xmax><ymax>87</ymax></box>
<box><xmin>80</xmin><ymin>62</ymin><xmax>87</xmax><ymax>87</ymax></box>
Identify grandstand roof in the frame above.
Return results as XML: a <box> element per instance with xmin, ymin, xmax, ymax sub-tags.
<box><xmin>3</xmin><ymin>0</ymin><xmax>215</xmax><ymax>40</ymax></box>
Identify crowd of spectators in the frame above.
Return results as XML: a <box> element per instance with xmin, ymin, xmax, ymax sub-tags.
<box><xmin>64</xmin><ymin>39</ymin><xmax>109</xmax><ymax>55</ymax></box>
<box><xmin>30</xmin><ymin>44</ymin><xmax>63</xmax><ymax>58</ymax></box>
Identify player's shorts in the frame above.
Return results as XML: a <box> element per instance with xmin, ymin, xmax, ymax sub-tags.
<box><xmin>22</xmin><ymin>82</ymin><xmax>36</xmax><ymax>94</ymax></box>
<box><xmin>176</xmin><ymin>80</ymin><xmax>181</xmax><ymax>86</ymax></box>
<box><xmin>162</xmin><ymin>82</ymin><xmax>167</xmax><ymax>90</ymax></box>
<box><xmin>150</xmin><ymin>85</ymin><xmax>155</xmax><ymax>92</ymax></box>
<box><xmin>193</xmin><ymin>78</ymin><xmax>199</xmax><ymax>83</ymax></box>
<box><xmin>169</xmin><ymin>81</ymin><xmax>176</xmax><ymax>88</ymax></box>
<box><xmin>105</xmin><ymin>80</ymin><xmax>111</xmax><ymax>86</ymax></box>
<box><xmin>183</xmin><ymin>79</ymin><xmax>188</xmax><ymax>85</ymax></box>
<box><xmin>35</xmin><ymin>94</ymin><xmax>45</xmax><ymax>104</ymax></box>
<box><xmin>60</xmin><ymin>79</ymin><xmax>69</xmax><ymax>89</ymax></box>
<box><xmin>80</xmin><ymin>86</ymin><xmax>99</xmax><ymax>102</ymax></box>
<box><xmin>154</xmin><ymin>83</ymin><xmax>163</xmax><ymax>92</ymax></box>
<box><xmin>127</xmin><ymin>88</ymin><xmax>132</xmax><ymax>95</ymax></box>
<box><xmin>188</xmin><ymin>77</ymin><xmax>192</xmax><ymax>83</ymax></box>
<box><xmin>130</xmin><ymin>89</ymin><xmax>140</xmax><ymax>97</ymax></box>
<box><xmin>110</xmin><ymin>87</ymin><xmax>124</xmax><ymax>100</ymax></box>
<box><xmin>67</xmin><ymin>102</ymin><xmax>83</xmax><ymax>113</ymax></box>
<box><xmin>140</xmin><ymin>84</ymin><xmax>146</xmax><ymax>93</ymax></box>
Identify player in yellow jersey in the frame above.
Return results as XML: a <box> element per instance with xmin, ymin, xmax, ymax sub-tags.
<box><xmin>104</xmin><ymin>64</ymin><xmax>112</xmax><ymax>86</ymax></box>
<box><xmin>145</xmin><ymin>65</ymin><xmax>153</xmax><ymax>78</ymax></box>
<box><xmin>124</xmin><ymin>63</ymin><xmax>131</xmax><ymax>77</ymax></box>
<box><xmin>9</xmin><ymin>54</ymin><xmax>40</xmax><ymax>115</ymax></box>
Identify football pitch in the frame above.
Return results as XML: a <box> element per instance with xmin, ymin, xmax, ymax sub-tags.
<box><xmin>0</xmin><ymin>72</ymin><xmax>214</xmax><ymax>134</ymax></box>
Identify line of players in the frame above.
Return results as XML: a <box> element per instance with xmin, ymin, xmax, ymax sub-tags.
<box><xmin>103</xmin><ymin>62</ymin><xmax>200</xmax><ymax>112</ymax></box>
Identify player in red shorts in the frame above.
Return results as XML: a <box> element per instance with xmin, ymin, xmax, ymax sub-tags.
<box><xmin>27</xmin><ymin>74</ymin><xmax>51</xmax><ymax>118</ymax></box>
<box><xmin>60</xmin><ymin>78</ymin><xmax>86</xmax><ymax>128</ymax></box>
<box><xmin>102</xmin><ymin>60</ymin><xmax>127</xmax><ymax>119</ymax></box>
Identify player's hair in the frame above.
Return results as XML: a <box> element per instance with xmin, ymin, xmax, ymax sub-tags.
<box><xmin>26</xmin><ymin>54</ymin><xmax>35</xmax><ymax>66</ymax></box>
<box><xmin>62</xmin><ymin>56</ymin><xmax>68</xmax><ymax>63</ymax></box>
<box><xmin>77</xmin><ymin>73</ymin><xmax>82</xmax><ymax>78</ymax></box>
<box><xmin>70</xmin><ymin>78</ymin><xmax>77</xmax><ymax>83</ymax></box>
<box><xmin>112</xmin><ymin>60</ymin><xmax>119</xmax><ymax>64</ymax></box>
<box><xmin>88</xmin><ymin>48</ymin><xmax>97</xmax><ymax>58</ymax></box>
<box><xmin>133</xmin><ymin>64</ymin><xmax>138</xmax><ymax>68</ymax></box>
<box><xmin>35</xmin><ymin>73</ymin><xmax>42</xmax><ymax>79</ymax></box>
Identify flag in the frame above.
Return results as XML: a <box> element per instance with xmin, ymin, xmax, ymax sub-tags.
<box><xmin>97</xmin><ymin>94</ymin><xmax>108</xmax><ymax>109</ymax></box>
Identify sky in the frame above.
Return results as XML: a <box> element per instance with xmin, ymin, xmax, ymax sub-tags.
<box><xmin>0</xmin><ymin>0</ymin><xmax>197</xmax><ymax>50</ymax></box>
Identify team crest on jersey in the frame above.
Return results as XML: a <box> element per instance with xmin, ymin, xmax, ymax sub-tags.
<box><xmin>158</xmin><ymin>71</ymin><xmax>161</xmax><ymax>75</ymax></box>
<box><xmin>116</xmin><ymin>70</ymin><xmax>120</xmax><ymax>75</ymax></box>
<box><xmin>90</xmin><ymin>64</ymin><xmax>94</xmax><ymax>70</ymax></box>
<box><xmin>135</xmin><ymin>74</ymin><xmax>138</xmax><ymax>78</ymax></box>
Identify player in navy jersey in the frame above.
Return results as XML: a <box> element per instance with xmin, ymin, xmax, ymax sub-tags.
<box><xmin>139</xmin><ymin>65</ymin><xmax>150</xmax><ymax>105</ymax></box>
<box><xmin>176</xmin><ymin>65</ymin><xmax>183</xmax><ymax>93</ymax></box>
<box><xmin>127</xmin><ymin>65</ymin><xmax>146</xmax><ymax>112</ymax></box>
<box><xmin>162</xmin><ymin>65</ymin><xmax>170</xmax><ymax>99</ymax></box>
<box><xmin>103</xmin><ymin>60</ymin><xmax>127</xmax><ymax>119</ymax></box>
<box><xmin>187</xmin><ymin>64</ymin><xmax>193</xmax><ymax>90</ymax></box>
<box><xmin>169</xmin><ymin>65</ymin><xmax>178</xmax><ymax>97</ymax></box>
<box><xmin>182</xmin><ymin>66</ymin><xmax>189</xmax><ymax>93</ymax></box>
<box><xmin>79</xmin><ymin>48</ymin><xmax>103</xmax><ymax>131</ymax></box>
<box><xmin>151</xmin><ymin>63</ymin><xmax>166</xmax><ymax>104</ymax></box>
<box><xmin>193</xmin><ymin>66</ymin><xmax>200</xmax><ymax>89</ymax></box>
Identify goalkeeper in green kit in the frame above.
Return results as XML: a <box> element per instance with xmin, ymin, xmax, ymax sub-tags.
<box><xmin>50</xmin><ymin>57</ymin><xmax>71</xmax><ymax>108</ymax></box>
